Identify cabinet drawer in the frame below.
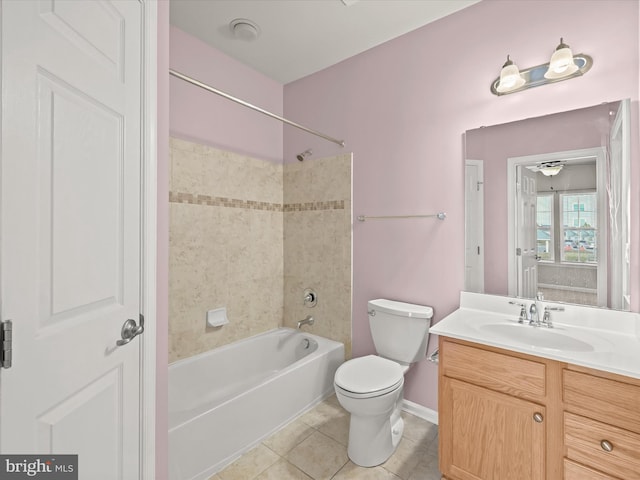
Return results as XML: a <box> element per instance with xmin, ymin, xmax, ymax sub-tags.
<box><xmin>564</xmin><ymin>369</ymin><xmax>640</xmax><ymax>433</ymax></box>
<box><xmin>565</xmin><ymin>412</ymin><xmax>640</xmax><ymax>480</ymax></box>
<box><xmin>442</xmin><ymin>340</ymin><xmax>545</xmax><ymax>399</ymax></box>
<box><xmin>564</xmin><ymin>459</ymin><xmax>621</xmax><ymax>480</ymax></box>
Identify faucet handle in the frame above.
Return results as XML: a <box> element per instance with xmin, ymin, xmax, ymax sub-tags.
<box><xmin>542</xmin><ymin>306</ymin><xmax>563</xmax><ymax>328</ymax></box>
<box><xmin>544</xmin><ymin>306</ymin><xmax>565</xmax><ymax>312</ymax></box>
<box><xmin>509</xmin><ymin>301</ymin><xmax>527</xmax><ymax>324</ymax></box>
<box><xmin>303</xmin><ymin>288</ymin><xmax>317</xmax><ymax>307</ymax></box>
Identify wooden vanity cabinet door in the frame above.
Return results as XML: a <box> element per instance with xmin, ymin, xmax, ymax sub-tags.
<box><xmin>440</xmin><ymin>377</ymin><xmax>545</xmax><ymax>480</ymax></box>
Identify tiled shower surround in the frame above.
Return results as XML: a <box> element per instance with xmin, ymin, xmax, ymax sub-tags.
<box><xmin>169</xmin><ymin>137</ymin><xmax>352</xmax><ymax>362</ymax></box>
<box><xmin>283</xmin><ymin>157</ymin><xmax>352</xmax><ymax>358</ymax></box>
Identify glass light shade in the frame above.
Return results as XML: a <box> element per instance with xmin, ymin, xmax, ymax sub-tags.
<box><xmin>544</xmin><ymin>43</ymin><xmax>579</xmax><ymax>79</ymax></box>
<box><xmin>496</xmin><ymin>62</ymin><xmax>525</xmax><ymax>93</ymax></box>
<box><xmin>540</xmin><ymin>165</ymin><xmax>563</xmax><ymax>176</ymax></box>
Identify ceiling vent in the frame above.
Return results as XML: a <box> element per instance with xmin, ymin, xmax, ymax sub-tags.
<box><xmin>229</xmin><ymin>18</ymin><xmax>261</xmax><ymax>42</ymax></box>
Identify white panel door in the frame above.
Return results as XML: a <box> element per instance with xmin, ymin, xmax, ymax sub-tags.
<box><xmin>1</xmin><ymin>2</ymin><xmax>144</xmax><ymax>479</ymax></box>
<box><xmin>516</xmin><ymin>166</ymin><xmax>539</xmax><ymax>299</ymax></box>
<box><xmin>465</xmin><ymin>160</ymin><xmax>484</xmax><ymax>293</ymax></box>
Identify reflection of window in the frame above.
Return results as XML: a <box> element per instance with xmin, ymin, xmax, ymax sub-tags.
<box><xmin>561</xmin><ymin>192</ymin><xmax>597</xmax><ymax>264</ymax></box>
<box><xmin>536</xmin><ymin>195</ymin><xmax>554</xmax><ymax>261</ymax></box>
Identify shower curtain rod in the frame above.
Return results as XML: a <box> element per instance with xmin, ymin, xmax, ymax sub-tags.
<box><xmin>169</xmin><ymin>69</ymin><xmax>345</xmax><ymax>147</ymax></box>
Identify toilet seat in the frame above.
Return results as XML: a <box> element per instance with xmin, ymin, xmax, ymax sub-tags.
<box><xmin>335</xmin><ymin>355</ymin><xmax>403</xmax><ymax>399</ymax></box>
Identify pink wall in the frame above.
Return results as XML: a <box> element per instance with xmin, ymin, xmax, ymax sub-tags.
<box><xmin>283</xmin><ymin>0</ymin><xmax>639</xmax><ymax>410</ymax></box>
<box><xmin>156</xmin><ymin>2</ymin><xmax>170</xmax><ymax>479</ymax></box>
<box><xmin>169</xmin><ymin>26</ymin><xmax>283</xmax><ymax>162</ymax></box>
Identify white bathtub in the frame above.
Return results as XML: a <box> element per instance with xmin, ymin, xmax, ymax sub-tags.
<box><xmin>168</xmin><ymin>328</ymin><xmax>345</xmax><ymax>480</ymax></box>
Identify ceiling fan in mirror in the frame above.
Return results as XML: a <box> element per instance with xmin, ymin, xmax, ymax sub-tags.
<box><xmin>526</xmin><ymin>160</ymin><xmax>565</xmax><ymax>177</ymax></box>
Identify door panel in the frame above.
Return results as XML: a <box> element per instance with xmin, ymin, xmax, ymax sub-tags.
<box><xmin>36</xmin><ymin>368</ymin><xmax>122</xmax><ymax>478</ymax></box>
<box><xmin>39</xmin><ymin>71</ymin><xmax>125</xmax><ymax>321</ymax></box>
<box><xmin>39</xmin><ymin>0</ymin><xmax>126</xmax><ymax>78</ymax></box>
<box><xmin>465</xmin><ymin>160</ymin><xmax>484</xmax><ymax>293</ymax></box>
<box><xmin>517</xmin><ymin>166</ymin><xmax>539</xmax><ymax>298</ymax></box>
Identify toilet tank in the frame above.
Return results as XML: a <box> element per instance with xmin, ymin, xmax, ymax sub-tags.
<box><xmin>368</xmin><ymin>299</ymin><xmax>433</xmax><ymax>364</ymax></box>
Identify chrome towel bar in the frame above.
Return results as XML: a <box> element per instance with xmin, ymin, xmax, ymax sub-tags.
<box><xmin>357</xmin><ymin>212</ymin><xmax>446</xmax><ymax>222</ymax></box>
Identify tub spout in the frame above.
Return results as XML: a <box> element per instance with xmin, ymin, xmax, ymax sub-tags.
<box><xmin>297</xmin><ymin>315</ymin><xmax>314</xmax><ymax>328</ymax></box>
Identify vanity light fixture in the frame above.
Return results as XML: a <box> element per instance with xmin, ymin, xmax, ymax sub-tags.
<box><xmin>491</xmin><ymin>38</ymin><xmax>592</xmax><ymax>96</ymax></box>
<box><xmin>545</xmin><ymin>38</ymin><xmax>579</xmax><ymax>79</ymax></box>
<box><xmin>496</xmin><ymin>55</ymin><xmax>526</xmax><ymax>93</ymax></box>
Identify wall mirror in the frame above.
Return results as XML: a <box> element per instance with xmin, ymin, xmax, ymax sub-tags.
<box><xmin>464</xmin><ymin>99</ymin><xmax>632</xmax><ymax>310</ymax></box>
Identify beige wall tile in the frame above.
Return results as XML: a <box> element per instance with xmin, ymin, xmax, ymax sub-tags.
<box><xmin>169</xmin><ymin>139</ymin><xmax>284</xmax><ymax>362</ymax></box>
<box><xmin>169</xmin><ymin>138</ymin><xmax>351</xmax><ymax>363</ymax></box>
<box><xmin>282</xmin><ymin>155</ymin><xmax>352</xmax><ymax>357</ymax></box>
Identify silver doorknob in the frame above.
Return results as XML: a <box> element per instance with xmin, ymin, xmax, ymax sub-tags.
<box><xmin>117</xmin><ymin>317</ymin><xmax>144</xmax><ymax>346</ymax></box>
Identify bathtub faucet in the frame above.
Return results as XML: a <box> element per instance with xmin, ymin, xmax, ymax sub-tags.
<box><xmin>297</xmin><ymin>315</ymin><xmax>315</xmax><ymax>329</ymax></box>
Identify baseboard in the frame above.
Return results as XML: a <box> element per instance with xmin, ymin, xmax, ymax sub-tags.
<box><xmin>402</xmin><ymin>399</ymin><xmax>438</xmax><ymax>425</ymax></box>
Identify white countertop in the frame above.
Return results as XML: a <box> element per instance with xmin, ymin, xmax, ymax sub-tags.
<box><xmin>430</xmin><ymin>292</ymin><xmax>640</xmax><ymax>380</ymax></box>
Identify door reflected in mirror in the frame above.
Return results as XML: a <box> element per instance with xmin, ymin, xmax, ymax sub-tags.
<box><xmin>464</xmin><ymin>99</ymin><xmax>632</xmax><ymax>310</ymax></box>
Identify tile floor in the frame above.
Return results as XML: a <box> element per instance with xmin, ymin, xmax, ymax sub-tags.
<box><xmin>210</xmin><ymin>394</ymin><xmax>441</xmax><ymax>480</ymax></box>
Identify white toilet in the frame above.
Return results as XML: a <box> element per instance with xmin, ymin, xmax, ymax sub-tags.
<box><xmin>334</xmin><ymin>299</ymin><xmax>433</xmax><ymax>467</ymax></box>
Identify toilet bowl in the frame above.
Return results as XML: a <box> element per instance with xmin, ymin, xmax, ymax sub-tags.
<box><xmin>334</xmin><ymin>355</ymin><xmax>406</xmax><ymax>466</ymax></box>
<box><xmin>334</xmin><ymin>299</ymin><xmax>433</xmax><ymax>467</ymax></box>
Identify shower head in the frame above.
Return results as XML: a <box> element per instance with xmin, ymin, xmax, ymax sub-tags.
<box><xmin>296</xmin><ymin>149</ymin><xmax>312</xmax><ymax>162</ymax></box>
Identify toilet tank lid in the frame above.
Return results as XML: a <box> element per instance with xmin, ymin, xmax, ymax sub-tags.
<box><xmin>368</xmin><ymin>299</ymin><xmax>433</xmax><ymax>319</ymax></box>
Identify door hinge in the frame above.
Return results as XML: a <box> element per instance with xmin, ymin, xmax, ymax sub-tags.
<box><xmin>516</xmin><ymin>247</ymin><xmax>522</xmax><ymax>256</ymax></box>
<box><xmin>1</xmin><ymin>320</ymin><xmax>13</xmax><ymax>369</ymax></box>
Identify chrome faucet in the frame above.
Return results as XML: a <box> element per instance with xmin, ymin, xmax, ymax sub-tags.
<box><xmin>297</xmin><ymin>315</ymin><xmax>314</xmax><ymax>329</ymax></box>
<box><xmin>528</xmin><ymin>302</ymin><xmax>540</xmax><ymax>326</ymax></box>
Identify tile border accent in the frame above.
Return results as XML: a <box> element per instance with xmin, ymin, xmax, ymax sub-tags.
<box><xmin>283</xmin><ymin>200</ymin><xmax>344</xmax><ymax>212</ymax></box>
<box><xmin>169</xmin><ymin>191</ymin><xmax>344</xmax><ymax>213</ymax></box>
<box><xmin>169</xmin><ymin>191</ymin><xmax>282</xmax><ymax>212</ymax></box>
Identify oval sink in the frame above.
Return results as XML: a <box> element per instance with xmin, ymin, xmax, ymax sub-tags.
<box><xmin>479</xmin><ymin>323</ymin><xmax>596</xmax><ymax>352</ymax></box>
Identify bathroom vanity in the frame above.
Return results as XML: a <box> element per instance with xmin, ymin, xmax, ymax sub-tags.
<box><xmin>431</xmin><ymin>292</ymin><xmax>640</xmax><ymax>480</ymax></box>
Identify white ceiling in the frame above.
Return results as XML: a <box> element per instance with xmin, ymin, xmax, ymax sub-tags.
<box><xmin>169</xmin><ymin>0</ymin><xmax>480</xmax><ymax>84</ymax></box>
